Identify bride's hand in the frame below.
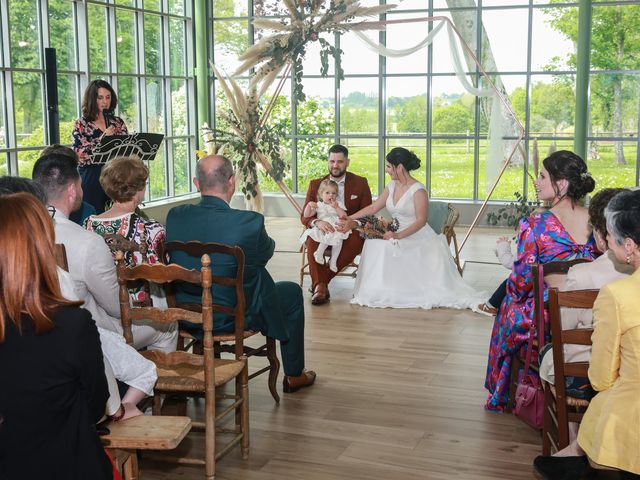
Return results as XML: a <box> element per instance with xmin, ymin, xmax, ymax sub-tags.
<box><xmin>383</xmin><ymin>231</ymin><xmax>397</xmax><ymax>240</ymax></box>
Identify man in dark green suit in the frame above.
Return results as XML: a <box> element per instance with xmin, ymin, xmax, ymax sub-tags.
<box><xmin>166</xmin><ymin>155</ymin><xmax>316</xmax><ymax>393</ymax></box>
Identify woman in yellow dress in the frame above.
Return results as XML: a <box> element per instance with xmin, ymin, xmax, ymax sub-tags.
<box><xmin>534</xmin><ymin>189</ymin><xmax>640</xmax><ymax>480</ymax></box>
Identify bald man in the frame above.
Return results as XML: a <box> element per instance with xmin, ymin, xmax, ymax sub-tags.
<box><xmin>165</xmin><ymin>155</ymin><xmax>316</xmax><ymax>393</ymax></box>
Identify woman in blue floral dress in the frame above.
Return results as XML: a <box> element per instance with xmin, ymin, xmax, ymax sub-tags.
<box><xmin>485</xmin><ymin>151</ymin><xmax>597</xmax><ymax>411</ymax></box>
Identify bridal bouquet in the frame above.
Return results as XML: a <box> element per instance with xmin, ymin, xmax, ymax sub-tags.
<box><xmin>357</xmin><ymin>215</ymin><xmax>399</xmax><ymax>239</ymax></box>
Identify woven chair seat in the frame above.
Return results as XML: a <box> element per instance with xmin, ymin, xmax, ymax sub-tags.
<box><xmin>549</xmin><ymin>384</ymin><xmax>591</xmax><ymax>408</ymax></box>
<box><xmin>143</xmin><ymin>350</ymin><xmax>247</xmax><ymax>392</ymax></box>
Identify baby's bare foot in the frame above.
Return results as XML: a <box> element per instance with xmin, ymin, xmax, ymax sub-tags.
<box><xmin>122</xmin><ymin>402</ymin><xmax>144</xmax><ymax>420</ymax></box>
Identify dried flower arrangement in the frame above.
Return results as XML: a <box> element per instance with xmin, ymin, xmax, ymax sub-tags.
<box><xmin>357</xmin><ymin>215</ymin><xmax>399</xmax><ymax>239</ymax></box>
<box><xmin>199</xmin><ymin>66</ymin><xmax>291</xmax><ymax>212</ymax></box>
<box><xmin>234</xmin><ymin>0</ymin><xmax>395</xmax><ymax>102</ymax></box>
<box><xmin>205</xmin><ymin>1</ymin><xmax>396</xmax><ymax>210</ymax></box>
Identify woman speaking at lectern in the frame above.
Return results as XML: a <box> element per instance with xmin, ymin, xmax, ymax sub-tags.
<box><xmin>72</xmin><ymin>79</ymin><xmax>128</xmax><ymax>213</ymax></box>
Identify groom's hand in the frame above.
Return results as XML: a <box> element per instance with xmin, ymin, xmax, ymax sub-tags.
<box><xmin>336</xmin><ymin>218</ymin><xmax>357</xmax><ymax>233</ymax></box>
<box><xmin>316</xmin><ymin>220</ymin><xmax>335</xmax><ymax>233</ymax></box>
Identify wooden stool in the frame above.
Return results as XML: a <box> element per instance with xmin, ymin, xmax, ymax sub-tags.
<box><xmin>102</xmin><ymin>415</ymin><xmax>191</xmax><ymax>480</ymax></box>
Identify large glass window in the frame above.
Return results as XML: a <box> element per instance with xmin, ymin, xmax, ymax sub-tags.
<box><xmin>212</xmin><ymin>1</ymin><xmax>639</xmax><ymax>200</ymax></box>
<box><xmin>0</xmin><ymin>0</ymin><xmax>195</xmax><ymax>201</ymax></box>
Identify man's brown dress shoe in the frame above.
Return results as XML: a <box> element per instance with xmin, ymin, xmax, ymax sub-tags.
<box><xmin>311</xmin><ymin>283</ymin><xmax>329</xmax><ymax>305</ymax></box>
<box><xmin>283</xmin><ymin>370</ymin><xmax>317</xmax><ymax>393</ymax></box>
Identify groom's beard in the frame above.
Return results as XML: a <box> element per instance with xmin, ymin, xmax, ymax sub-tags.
<box><xmin>329</xmin><ymin>167</ymin><xmax>346</xmax><ymax>179</ymax></box>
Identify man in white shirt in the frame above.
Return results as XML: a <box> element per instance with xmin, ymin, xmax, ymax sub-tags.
<box><xmin>33</xmin><ymin>151</ymin><xmax>177</xmax><ymax>352</ymax></box>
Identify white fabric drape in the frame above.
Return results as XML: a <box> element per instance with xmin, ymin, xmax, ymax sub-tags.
<box><xmin>352</xmin><ymin>19</ymin><xmax>513</xmax><ymax>191</ymax></box>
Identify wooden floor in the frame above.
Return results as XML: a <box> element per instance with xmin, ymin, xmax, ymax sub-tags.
<box><xmin>141</xmin><ymin>220</ymin><xmax>546</xmax><ymax>479</ymax></box>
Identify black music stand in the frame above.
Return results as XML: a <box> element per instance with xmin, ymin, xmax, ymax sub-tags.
<box><xmin>91</xmin><ymin>133</ymin><xmax>164</xmax><ymax>164</ymax></box>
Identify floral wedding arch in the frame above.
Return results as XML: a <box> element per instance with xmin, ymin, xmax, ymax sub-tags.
<box><xmin>204</xmin><ymin>0</ymin><xmax>524</xmax><ymax>250</ymax></box>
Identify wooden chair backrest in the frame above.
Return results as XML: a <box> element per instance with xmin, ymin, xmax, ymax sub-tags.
<box><xmin>115</xmin><ymin>250</ymin><xmax>214</xmax><ymax>347</ymax></box>
<box><xmin>55</xmin><ymin>243</ymin><xmax>68</xmax><ymax>271</ymax></box>
<box><xmin>163</xmin><ymin>241</ymin><xmax>246</xmax><ymax>356</ymax></box>
<box><xmin>547</xmin><ymin>287</ymin><xmax>598</xmax><ymax>381</ymax></box>
<box><xmin>532</xmin><ymin>258</ymin><xmax>592</xmax><ymax>349</ymax></box>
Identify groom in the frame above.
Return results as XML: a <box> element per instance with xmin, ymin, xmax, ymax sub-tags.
<box><xmin>301</xmin><ymin>144</ymin><xmax>372</xmax><ymax>305</ymax></box>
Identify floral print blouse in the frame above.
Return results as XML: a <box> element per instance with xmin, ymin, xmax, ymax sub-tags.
<box><xmin>84</xmin><ymin>212</ymin><xmax>165</xmax><ymax>304</ymax></box>
<box><xmin>72</xmin><ymin>115</ymin><xmax>128</xmax><ymax>165</ymax></box>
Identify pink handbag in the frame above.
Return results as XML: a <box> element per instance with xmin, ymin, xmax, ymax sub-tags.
<box><xmin>513</xmin><ymin>264</ymin><xmax>545</xmax><ymax>430</ymax></box>
<box><xmin>513</xmin><ymin>362</ymin><xmax>544</xmax><ymax>429</ymax></box>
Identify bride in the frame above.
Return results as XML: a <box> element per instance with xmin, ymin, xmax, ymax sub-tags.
<box><xmin>349</xmin><ymin>147</ymin><xmax>484</xmax><ymax>309</ymax></box>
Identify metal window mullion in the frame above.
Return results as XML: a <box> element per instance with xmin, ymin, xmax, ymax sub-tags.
<box><xmin>523</xmin><ymin>0</ymin><xmax>534</xmax><ymax>199</ymax></box>
<box><xmin>472</xmin><ymin>5</ymin><xmax>483</xmax><ymax>202</ymax></box>
<box><xmin>426</xmin><ymin>0</ymin><xmax>434</xmax><ymax>193</ymax></box>
<box><xmin>38</xmin><ymin>0</ymin><xmax>49</xmax><ymax>143</ymax></box>
<box><xmin>41</xmin><ymin>0</ymin><xmax>50</xmax><ymax>50</ymax></box>
<box><xmin>0</xmin><ymin>0</ymin><xmax>18</xmax><ymax>173</ymax></box>
<box><xmin>185</xmin><ymin>11</ymin><xmax>196</xmax><ymax>191</ymax></box>
<box><xmin>75</xmin><ymin>0</ymin><xmax>89</xmax><ymax>118</ymax></box>
<box><xmin>162</xmin><ymin>9</ymin><xmax>175</xmax><ymax>196</ymax></box>
<box><xmin>378</xmin><ymin>2</ymin><xmax>386</xmax><ymax>195</ymax></box>
<box><xmin>136</xmin><ymin>9</ymin><xmax>152</xmax><ymax>196</ymax></box>
<box><xmin>4</xmin><ymin>71</ymin><xmax>17</xmax><ymax>173</ymax></box>
<box><xmin>334</xmin><ymin>31</ymin><xmax>340</xmax><ymax>145</ymax></box>
<box><xmin>106</xmin><ymin>6</ymin><xmax>117</xmax><ymax>76</ymax></box>
<box><xmin>291</xmin><ymin>75</ymin><xmax>298</xmax><ymax>194</ymax></box>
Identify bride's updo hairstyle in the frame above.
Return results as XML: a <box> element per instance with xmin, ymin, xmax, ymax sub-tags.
<box><xmin>386</xmin><ymin>147</ymin><xmax>421</xmax><ymax>172</ymax></box>
<box><xmin>543</xmin><ymin>150</ymin><xmax>595</xmax><ymax>203</ymax></box>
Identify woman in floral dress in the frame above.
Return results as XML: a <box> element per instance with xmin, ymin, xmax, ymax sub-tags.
<box><xmin>485</xmin><ymin>151</ymin><xmax>597</xmax><ymax>411</ymax></box>
<box><xmin>72</xmin><ymin>79</ymin><xmax>128</xmax><ymax>213</ymax></box>
<box><xmin>84</xmin><ymin>156</ymin><xmax>165</xmax><ymax>306</ymax></box>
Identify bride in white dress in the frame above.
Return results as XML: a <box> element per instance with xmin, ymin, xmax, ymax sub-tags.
<box><xmin>350</xmin><ymin>147</ymin><xmax>485</xmax><ymax>309</ymax></box>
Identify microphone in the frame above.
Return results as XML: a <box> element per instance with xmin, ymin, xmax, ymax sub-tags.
<box><xmin>103</xmin><ymin>109</ymin><xmax>114</xmax><ymax>130</ymax></box>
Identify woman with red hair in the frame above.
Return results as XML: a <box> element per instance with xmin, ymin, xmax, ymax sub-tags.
<box><xmin>0</xmin><ymin>193</ymin><xmax>112</xmax><ymax>480</ymax></box>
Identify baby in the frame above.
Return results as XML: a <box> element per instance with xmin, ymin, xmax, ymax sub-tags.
<box><xmin>300</xmin><ymin>179</ymin><xmax>350</xmax><ymax>272</ymax></box>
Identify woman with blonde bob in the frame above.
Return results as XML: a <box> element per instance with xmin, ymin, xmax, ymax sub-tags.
<box><xmin>0</xmin><ymin>193</ymin><xmax>112</xmax><ymax>479</ymax></box>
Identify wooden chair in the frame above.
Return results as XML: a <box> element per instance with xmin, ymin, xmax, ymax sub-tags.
<box><xmin>102</xmin><ymin>415</ymin><xmax>192</xmax><ymax>480</ymax></box>
<box><xmin>427</xmin><ymin>201</ymin><xmax>463</xmax><ymax>274</ymax></box>
<box><xmin>163</xmin><ymin>240</ymin><xmax>281</xmax><ymax>404</ymax></box>
<box><xmin>542</xmin><ymin>287</ymin><xmax>598</xmax><ymax>455</ymax></box>
<box><xmin>299</xmin><ymin>233</ymin><xmax>359</xmax><ymax>288</ymax></box>
<box><xmin>115</xmin><ymin>251</ymin><xmax>249</xmax><ymax>480</ymax></box>
<box><xmin>506</xmin><ymin>259</ymin><xmax>592</xmax><ymax>413</ymax></box>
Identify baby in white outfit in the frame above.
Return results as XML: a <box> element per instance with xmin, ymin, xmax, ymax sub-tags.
<box><xmin>300</xmin><ymin>179</ymin><xmax>350</xmax><ymax>272</ymax></box>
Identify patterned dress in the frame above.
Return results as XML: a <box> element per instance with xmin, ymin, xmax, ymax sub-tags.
<box><xmin>484</xmin><ymin>210</ymin><xmax>596</xmax><ymax>411</ymax></box>
<box><xmin>85</xmin><ymin>212</ymin><xmax>165</xmax><ymax>304</ymax></box>
<box><xmin>72</xmin><ymin>115</ymin><xmax>128</xmax><ymax>165</ymax></box>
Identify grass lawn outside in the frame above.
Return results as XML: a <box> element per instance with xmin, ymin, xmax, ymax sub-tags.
<box><xmin>260</xmin><ymin>136</ymin><xmax>637</xmax><ymax>201</ymax></box>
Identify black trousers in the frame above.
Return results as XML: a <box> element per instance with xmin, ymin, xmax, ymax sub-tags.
<box><xmin>488</xmin><ymin>278</ymin><xmax>508</xmax><ymax>309</ymax></box>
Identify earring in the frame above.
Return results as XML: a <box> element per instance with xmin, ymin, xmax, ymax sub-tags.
<box><xmin>626</xmin><ymin>253</ymin><xmax>632</xmax><ymax>265</ymax></box>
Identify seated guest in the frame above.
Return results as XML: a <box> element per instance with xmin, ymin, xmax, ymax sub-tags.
<box><xmin>0</xmin><ymin>175</ymin><xmax>157</xmax><ymax>421</ymax></box>
<box><xmin>32</xmin><ymin>152</ymin><xmax>177</xmax><ymax>352</ymax></box>
<box><xmin>534</xmin><ymin>189</ymin><xmax>640</xmax><ymax>480</ymax></box>
<box><xmin>0</xmin><ymin>192</ymin><xmax>112</xmax><ymax>480</ymax></box>
<box><xmin>40</xmin><ymin>144</ymin><xmax>97</xmax><ymax>225</ymax></box>
<box><xmin>539</xmin><ymin>188</ymin><xmax>633</xmax><ymax>393</ymax></box>
<box><xmin>166</xmin><ymin>155</ymin><xmax>316</xmax><ymax>393</ymax></box>
<box><xmin>485</xmin><ymin>151</ymin><xmax>596</xmax><ymax>411</ymax></box>
<box><xmin>85</xmin><ymin>156</ymin><xmax>165</xmax><ymax>306</ymax></box>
